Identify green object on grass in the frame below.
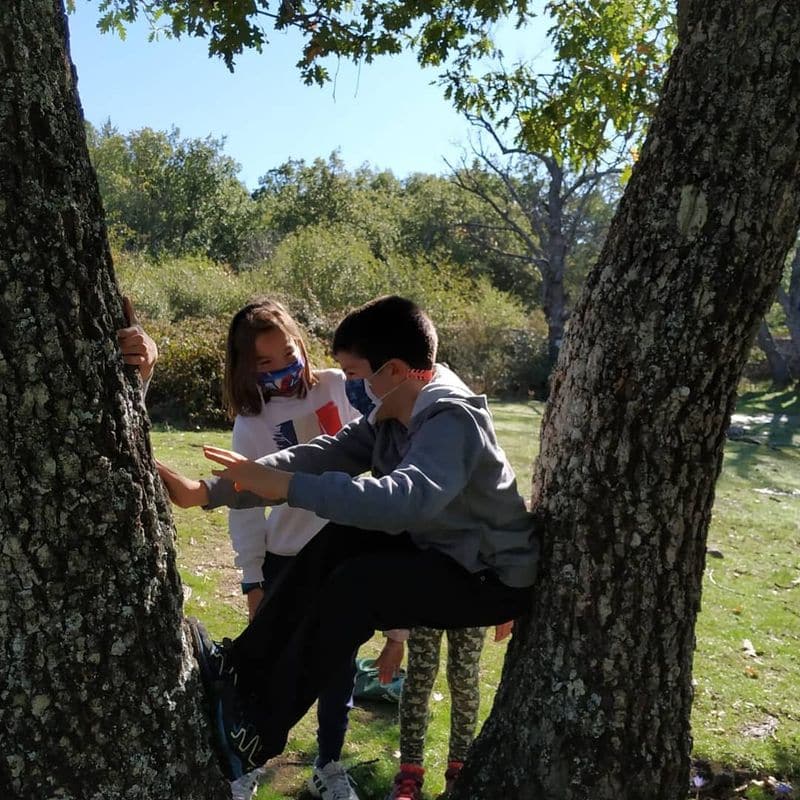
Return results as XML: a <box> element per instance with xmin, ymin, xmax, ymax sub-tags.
<box><xmin>353</xmin><ymin>657</ymin><xmax>405</xmax><ymax>703</ymax></box>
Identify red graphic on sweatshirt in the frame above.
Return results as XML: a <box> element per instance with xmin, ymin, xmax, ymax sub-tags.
<box><xmin>315</xmin><ymin>401</ymin><xmax>343</xmax><ymax>435</ymax></box>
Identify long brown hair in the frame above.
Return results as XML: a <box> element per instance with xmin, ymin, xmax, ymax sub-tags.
<box><xmin>224</xmin><ymin>297</ymin><xmax>317</xmax><ymax>419</ymax></box>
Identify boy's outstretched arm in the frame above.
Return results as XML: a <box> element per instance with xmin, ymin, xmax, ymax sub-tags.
<box><xmin>156</xmin><ymin>449</ymin><xmax>293</xmax><ymax>512</ymax></box>
<box><xmin>205</xmin><ymin>446</ymin><xmax>292</xmax><ymax>501</ymax></box>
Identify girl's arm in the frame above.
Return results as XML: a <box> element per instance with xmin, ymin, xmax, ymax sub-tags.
<box><xmin>156</xmin><ymin>460</ymin><xmax>209</xmax><ymax>507</ymax></box>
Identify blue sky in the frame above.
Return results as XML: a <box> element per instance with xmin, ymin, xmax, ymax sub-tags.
<box><xmin>67</xmin><ymin>3</ymin><xmax>547</xmax><ymax>190</ymax></box>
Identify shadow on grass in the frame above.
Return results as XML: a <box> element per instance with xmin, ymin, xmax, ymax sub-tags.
<box><xmin>772</xmin><ymin>737</ymin><xmax>800</xmax><ymax>781</ymax></box>
<box><xmin>723</xmin><ymin>438</ymin><xmax>800</xmax><ymax>484</ymax></box>
<box><xmin>736</xmin><ymin>388</ymin><xmax>800</xmax><ymax>417</ymax></box>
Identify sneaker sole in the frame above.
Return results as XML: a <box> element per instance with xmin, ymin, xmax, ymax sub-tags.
<box><xmin>186</xmin><ymin>617</ymin><xmax>246</xmax><ymax>781</ymax></box>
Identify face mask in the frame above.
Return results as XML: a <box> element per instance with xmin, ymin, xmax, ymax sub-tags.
<box><xmin>345</xmin><ymin>362</ymin><xmax>408</xmax><ymax>424</ymax></box>
<box><xmin>345</xmin><ymin>378</ymin><xmax>376</xmax><ymax>419</ymax></box>
<box><xmin>257</xmin><ymin>355</ymin><xmax>305</xmax><ymax>395</ymax></box>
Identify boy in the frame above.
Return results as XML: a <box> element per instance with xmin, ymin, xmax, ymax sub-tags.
<box><xmin>157</xmin><ymin>295</ymin><xmax>540</xmax><ymax>784</ymax></box>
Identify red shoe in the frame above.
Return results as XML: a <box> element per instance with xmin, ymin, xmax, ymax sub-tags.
<box><xmin>441</xmin><ymin>761</ymin><xmax>464</xmax><ymax>797</ymax></box>
<box><xmin>387</xmin><ymin>764</ymin><xmax>424</xmax><ymax>800</ymax></box>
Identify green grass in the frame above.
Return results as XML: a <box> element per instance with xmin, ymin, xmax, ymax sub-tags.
<box><xmin>153</xmin><ymin>394</ymin><xmax>800</xmax><ymax>798</ymax></box>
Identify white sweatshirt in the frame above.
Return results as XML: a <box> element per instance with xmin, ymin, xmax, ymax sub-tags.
<box><xmin>229</xmin><ymin>368</ymin><xmax>359</xmax><ymax>584</ymax></box>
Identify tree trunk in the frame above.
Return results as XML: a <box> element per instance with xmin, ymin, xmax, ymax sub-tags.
<box><xmin>541</xmin><ymin>262</ymin><xmax>568</xmax><ymax>369</ymax></box>
<box><xmin>456</xmin><ymin>3</ymin><xmax>800</xmax><ymax>800</ymax></box>
<box><xmin>776</xmin><ymin>246</ymin><xmax>800</xmax><ymax>359</ymax></box>
<box><xmin>756</xmin><ymin>319</ymin><xmax>791</xmax><ymax>387</ymax></box>
<box><xmin>543</xmin><ymin>162</ymin><xmax>569</xmax><ymax>368</ymax></box>
<box><xmin>0</xmin><ymin>3</ymin><xmax>227</xmax><ymax>798</ymax></box>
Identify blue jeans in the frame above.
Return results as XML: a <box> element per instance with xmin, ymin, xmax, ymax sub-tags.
<box><xmin>261</xmin><ymin>552</ymin><xmax>355</xmax><ymax>765</ymax></box>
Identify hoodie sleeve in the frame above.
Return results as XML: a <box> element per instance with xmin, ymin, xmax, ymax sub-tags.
<box><xmin>203</xmin><ymin>416</ymin><xmax>376</xmax><ymax>510</ymax></box>
<box><xmin>286</xmin><ymin>404</ymin><xmax>484</xmax><ymax>531</ymax></box>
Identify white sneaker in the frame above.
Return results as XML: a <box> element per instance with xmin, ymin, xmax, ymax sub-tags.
<box><xmin>307</xmin><ymin>760</ymin><xmax>361</xmax><ymax>800</ymax></box>
<box><xmin>230</xmin><ymin>767</ymin><xmax>265</xmax><ymax>800</ymax></box>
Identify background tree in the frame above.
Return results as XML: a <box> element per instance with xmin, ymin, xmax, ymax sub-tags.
<box><xmin>777</xmin><ymin>247</ymin><xmax>800</xmax><ymax>354</ymax></box>
<box><xmin>440</xmin><ymin>0</ymin><xmax>675</xmax><ymax>366</ymax></box>
<box><xmin>87</xmin><ymin>121</ymin><xmax>260</xmax><ymax>264</ymax></box>
<box><xmin>449</xmin><ymin>146</ymin><xmax>621</xmax><ymax>365</ymax></box>
<box><xmin>755</xmin><ymin>320</ymin><xmax>791</xmax><ymax>388</ymax></box>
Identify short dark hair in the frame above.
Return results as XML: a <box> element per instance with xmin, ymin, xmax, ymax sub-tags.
<box><xmin>332</xmin><ymin>295</ymin><xmax>438</xmax><ymax>371</ymax></box>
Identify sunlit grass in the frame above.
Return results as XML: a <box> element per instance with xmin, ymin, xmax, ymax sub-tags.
<box><xmin>154</xmin><ymin>392</ymin><xmax>800</xmax><ymax>798</ymax></box>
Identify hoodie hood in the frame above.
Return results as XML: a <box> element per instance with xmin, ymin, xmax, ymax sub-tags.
<box><xmin>409</xmin><ymin>364</ymin><xmax>488</xmax><ymax>429</ymax></box>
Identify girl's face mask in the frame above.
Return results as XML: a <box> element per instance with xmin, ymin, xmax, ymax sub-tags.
<box><xmin>257</xmin><ymin>354</ymin><xmax>305</xmax><ymax>395</ymax></box>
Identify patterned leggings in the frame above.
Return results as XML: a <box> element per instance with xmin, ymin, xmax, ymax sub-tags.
<box><xmin>399</xmin><ymin>626</ymin><xmax>487</xmax><ymax>765</ymax></box>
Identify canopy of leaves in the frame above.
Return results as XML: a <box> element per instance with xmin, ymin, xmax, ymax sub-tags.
<box><xmin>444</xmin><ymin>0</ymin><xmax>676</xmax><ymax>166</ymax></box>
<box><xmin>75</xmin><ymin>0</ymin><xmax>531</xmax><ymax>82</ymax></box>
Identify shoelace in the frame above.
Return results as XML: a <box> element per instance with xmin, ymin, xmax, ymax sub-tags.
<box><xmin>331</xmin><ymin>772</ymin><xmax>355</xmax><ymax>800</ymax></box>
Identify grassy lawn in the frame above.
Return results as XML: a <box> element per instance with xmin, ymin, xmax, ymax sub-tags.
<box><xmin>152</xmin><ymin>395</ymin><xmax>800</xmax><ymax>798</ymax></box>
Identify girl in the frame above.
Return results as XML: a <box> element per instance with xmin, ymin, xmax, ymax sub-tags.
<box><xmin>224</xmin><ymin>297</ymin><xmax>364</xmax><ymax>800</ymax></box>
<box><xmin>384</xmin><ymin>622</ymin><xmax>512</xmax><ymax>800</ymax></box>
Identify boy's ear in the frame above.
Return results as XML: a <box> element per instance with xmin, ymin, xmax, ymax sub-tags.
<box><xmin>388</xmin><ymin>358</ymin><xmax>411</xmax><ymax>378</ymax></box>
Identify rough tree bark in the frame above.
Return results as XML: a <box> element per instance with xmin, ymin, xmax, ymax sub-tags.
<box><xmin>0</xmin><ymin>3</ymin><xmax>227</xmax><ymax>798</ymax></box>
<box><xmin>456</xmin><ymin>2</ymin><xmax>800</xmax><ymax>799</ymax></box>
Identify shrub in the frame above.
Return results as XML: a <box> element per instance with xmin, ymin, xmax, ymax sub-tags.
<box><xmin>437</xmin><ymin>284</ymin><xmax>549</xmax><ymax>396</ymax></box>
<box><xmin>144</xmin><ymin>317</ymin><xmax>229</xmax><ymax>427</ymax></box>
<box><xmin>265</xmin><ymin>224</ymin><xmax>386</xmax><ymax>315</ymax></box>
<box><xmin>143</xmin><ymin>315</ymin><xmax>334</xmax><ymax>428</ymax></box>
<box><xmin>118</xmin><ymin>243</ymin><xmax>554</xmax><ymax>419</ymax></box>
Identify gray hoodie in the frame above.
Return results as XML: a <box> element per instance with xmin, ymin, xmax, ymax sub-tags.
<box><xmin>203</xmin><ymin>365</ymin><xmax>540</xmax><ymax>588</ymax></box>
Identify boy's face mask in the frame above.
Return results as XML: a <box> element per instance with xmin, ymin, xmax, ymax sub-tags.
<box><xmin>257</xmin><ymin>355</ymin><xmax>305</xmax><ymax>395</ymax></box>
<box><xmin>345</xmin><ymin>376</ymin><xmax>377</xmax><ymax>419</ymax></box>
<box><xmin>345</xmin><ymin>362</ymin><xmax>433</xmax><ymax>423</ymax></box>
<box><xmin>345</xmin><ymin>362</ymin><xmax>398</xmax><ymax>423</ymax></box>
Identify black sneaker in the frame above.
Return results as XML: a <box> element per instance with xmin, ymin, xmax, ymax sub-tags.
<box><xmin>187</xmin><ymin>617</ymin><xmax>268</xmax><ymax>779</ymax></box>
<box><xmin>187</xmin><ymin>616</ymin><xmax>237</xmax><ymax>689</ymax></box>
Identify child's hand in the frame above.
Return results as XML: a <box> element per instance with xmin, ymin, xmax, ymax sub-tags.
<box><xmin>155</xmin><ymin>460</ymin><xmax>209</xmax><ymax>508</ymax></box>
<box><xmin>375</xmin><ymin>638</ymin><xmax>404</xmax><ymax>684</ymax></box>
<box><xmin>117</xmin><ymin>296</ymin><xmax>158</xmax><ymax>382</ymax></box>
<box><xmin>203</xmin><ymin>446</ymin><xmax>292</xmax><ymax>501</ymax></box>
<box><xmin>494</xmin><ymin>620</ymin><xmax>514</xmax><ymax>642</ymax></box>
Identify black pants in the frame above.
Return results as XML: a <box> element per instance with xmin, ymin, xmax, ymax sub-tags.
<box><xmin>261</xmin><ymin>552</ymin><xmax>356</xmax><ymax>765</ymax></box>
<box><xmin>229</xmin><ymin>523</ymin><xmax>531</xmax><ymax>758</ymax></box>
